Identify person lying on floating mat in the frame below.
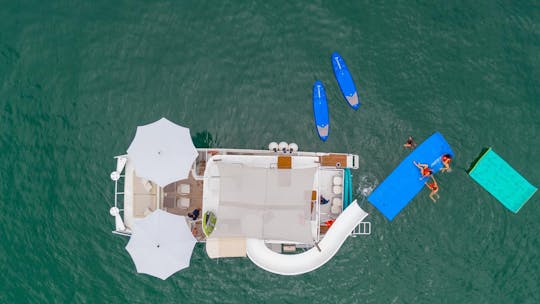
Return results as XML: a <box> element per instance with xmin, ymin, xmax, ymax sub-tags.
<box><xmin>413</xmin><ymin>161</ymin><xmax>433</xmax><ymax>180</ymax></box>
<box><xmin>424</xmin><ymin>176</ymin><xmax>439</xmax><ymax>203</ymax></box>
<box><xmin>414</xmin><ymin>155</ymin><xmax>452</xmax><ymax>179</ymax></box>
<box><xmin>441</xmin><ymin>154</ymin><xmax>452</xmax><ymax>172</ymax></box>
<box><xmin>414</xmin><ymin>155</ymin><xmax>451</xmax><ymax>201</ymax></box>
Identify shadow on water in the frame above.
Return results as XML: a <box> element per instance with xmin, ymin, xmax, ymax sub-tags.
<box><xmin>191</xmin><ymin>130</ymin><xmax>217</xmax><ymax>148</ymax></box>
<box><xmin>466</xmin><ymin>147</ymin><xmax>490</xmax><ymax>173</ymax></box>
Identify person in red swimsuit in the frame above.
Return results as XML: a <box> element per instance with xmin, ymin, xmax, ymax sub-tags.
<box><xmin>425</xmin><ymin>176</ymin><xmax>440</xmax><ymax>202</ymax></box>
<box><xmin>441</xmin><ymin>154</ymin><xmax>452</xmax><ymax>172</ymax></box>
<box><xmin>413</xmin><ymin>161</ymin><xmax>433</xmax><ymax>179</ymax></box>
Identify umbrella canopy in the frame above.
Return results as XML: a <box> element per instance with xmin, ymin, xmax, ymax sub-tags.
<box><xmin>127</xmin><ymin>117</ymin><xmax>198</xmax><ymax>187</ymax></box>
<box><xmin>126</xmin><ymin>209</ymin><xmax>197</xmax><ymax>280</ymax></box>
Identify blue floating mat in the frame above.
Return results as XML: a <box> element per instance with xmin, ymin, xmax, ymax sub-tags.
<box><xmin>468</xmin><ymin>148</ymin><xmax>537</xmax><ymax>213</ymax></box>
<box><xmin>368</xmin><ymin>132</ymin><xmax>454</xmax><ymax>221</ymax></box>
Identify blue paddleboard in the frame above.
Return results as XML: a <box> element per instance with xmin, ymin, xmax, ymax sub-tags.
<box><xmin>312</xmin><ymin>80</ymin><xmax>329</xmax><ymax>141</ymax></box>
<box><xmin>331</xmin><ymin>52</ymin><xmax>360</xmax><ymax>110</ymax></box>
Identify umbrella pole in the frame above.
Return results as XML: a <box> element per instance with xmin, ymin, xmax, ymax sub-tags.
<box><xmin>157</xmin><ymin>185</ymin><xmax>161</xmax><ymax>210</ymax></box>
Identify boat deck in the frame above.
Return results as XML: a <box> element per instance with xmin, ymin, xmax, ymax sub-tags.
<box><xmin>319</xmin><ymin>154</ymin><xmax>348</xmax><ymax>168</ymax></box>
<box><xmin>117</xmin><ymin>149</ymin><xmax>357</xmax><ymax>242</ymax></box>
<box><xmin>162</xmin><ymin>170</ymin><xmax>206</xmax><ymax>240</ymax></box>
<box><xmin>318</xmin><ymin>168</ymin><xmax>344</xmax><ymax>223</ymax></box>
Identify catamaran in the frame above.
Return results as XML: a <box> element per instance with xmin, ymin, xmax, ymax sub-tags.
<box><xmin>110</xmin><ymin>118</ymin><xmax>371</xmax><ymax>277</ymax></box>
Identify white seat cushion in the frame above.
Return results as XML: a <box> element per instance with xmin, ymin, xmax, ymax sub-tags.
<box><xmin>333</xmin><ymin>176</ymin><xmax>342</xmax><ymax>186</ymax></box>
<box><xmin>331</xmin><ymin>204</ymin><xmax>341</xmax><ymax>214</ymax></box>
<box><xmin>177</xmin><ymin>183</ymin><xmax>191</xmax><ymax>194</ymax></box>
<box><xmin>178</xmin><ymin>197</ymin><xmax>190</xmax><ymax>208</ymax></box>
<box><xmin>332</xmin><ymin>185</ymin><xmax>342</xmax><ymax>194</ymax></box>
<box><xmin>332</xmin><ymin>197</ymin><xmax>342</xmax><ymax>206</ymax></box>
<box><xmin>141</xmin><ymin>179</ymin><xmax>153</xmax><ymax>193</ymax></box>
<box><xmin>143</xmin><ymin>207</ymin><xmax>153</xmax><ymax>216</ymax></box>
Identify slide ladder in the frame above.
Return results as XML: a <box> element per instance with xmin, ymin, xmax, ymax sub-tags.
<box><xmin>352</xmin><ymin>222</ymin><xmax>371</xmax><ymax>237</ymax></box>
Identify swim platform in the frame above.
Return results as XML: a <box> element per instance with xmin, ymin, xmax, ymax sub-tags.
<box><xmin>368</xmin><ymin>132</ymin><xmax>454</xmax><ymax>221</ymax></box>
<box><xmin>468</xmin><ymin>148</ymin><xmax>537</xmax><ymax>213</ymax></box>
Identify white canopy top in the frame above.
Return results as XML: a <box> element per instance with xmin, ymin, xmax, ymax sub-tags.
<box><xmin>127</xmin><ymin>117</ymin><xmax>198</xmax><ymax>187</ymax></box>
<box><xmin>210</xmin><ymin>162</ymin><xmax>316</xmax><ymax>243</ymax></box>
<box><xmin>126</xmin><ymin>209</ymin><xmax>197</xmax><ymax>280</ymax></box>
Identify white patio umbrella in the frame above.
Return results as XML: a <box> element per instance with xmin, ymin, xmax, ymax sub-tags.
<box><xmin>127</xmin><ymin>117</ymin><xmax>198</xmax><ymax>187</ymax></box>
<box><xmin>126</xmin><ymin>209</ymin><xmax>197</xmax><ymax>280</ymax></box>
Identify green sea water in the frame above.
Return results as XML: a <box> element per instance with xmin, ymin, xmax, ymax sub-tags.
<box><xmin>1</xmin><ymin>1</ymin><xmax>539</xmax><ymax>303</ymax></box>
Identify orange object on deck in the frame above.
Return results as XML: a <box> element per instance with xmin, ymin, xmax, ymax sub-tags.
<box><xmin>277</xmin><ymin>156</ymin><xmax>292</xmax><ymax>169</ymax></box>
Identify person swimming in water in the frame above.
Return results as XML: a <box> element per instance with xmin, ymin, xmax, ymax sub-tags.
<box><xmin>403</xmin><ymin>136</ymin><xmax>416</xmax><ymax>149</ymax></box>
<box><xmin>425</xmin><ymin>176</ymin><xmax>440</xmax><ymax>202</ymax></box>
<box><xmin>413</xmin><ymin>161</ymin><xmax>433</xmax><ymax>179</ymax></box>
<box><xmin>441</xmin><ymin>154</ymin><xmax>452</xmax><ymax>172</ymax></box>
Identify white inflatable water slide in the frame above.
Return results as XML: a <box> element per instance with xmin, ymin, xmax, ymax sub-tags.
<box><xmin>246</xmin><ymin>200</ymin><xmax>369</xmax><ymax>275</ymax></box>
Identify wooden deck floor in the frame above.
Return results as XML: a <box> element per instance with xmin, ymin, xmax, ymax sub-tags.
<box><xmin>162</xmin><ymin>170</ymin><xmax>206</xmax><ymax>240</ymax></box>
<box><xmin>319</xmin><ymin>154</ymin><xmax>347</xmax><ymax>168</ymax></box>
<box><xmin>162</xmin><ymin>170</ymin><xmax>203</xmax><ymax>218</ymax></box>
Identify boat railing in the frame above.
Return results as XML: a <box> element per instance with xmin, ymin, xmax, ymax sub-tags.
<box><xmin>112</xmin><ymin>230</ymin><xmax>131</xmax><ymax>237</ymax></box>
<box><xmin>110</xmin><ymin>155</ymin><xmax>129</xmax><ymax>235</ymax></box>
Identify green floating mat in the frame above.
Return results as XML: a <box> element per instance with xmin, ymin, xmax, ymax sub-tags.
<box><xmin>468</xmin><ymin>148</ymin><xmax>537</xmax><ymax>213</ymax></box>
